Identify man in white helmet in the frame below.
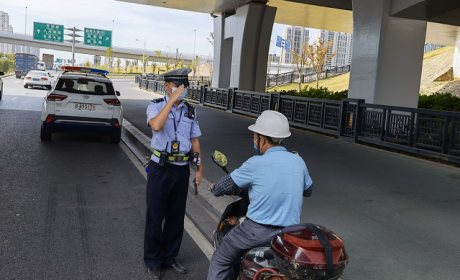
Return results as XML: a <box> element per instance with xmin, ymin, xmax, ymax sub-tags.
<box><xmin>207</xmin><ymin>110</ymin><xmax>314</xmax><ymax>280</ymax></box>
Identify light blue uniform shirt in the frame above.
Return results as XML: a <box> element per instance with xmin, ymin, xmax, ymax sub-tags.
<box><xmin>230</xmin><ymin>146</ymin><xmax>313</xmax><ymax>227</ymax></box>
<box><xmin>146</xmin><ymin>95</ymin><xmax>202</xmax><ymax>166</ymax></box>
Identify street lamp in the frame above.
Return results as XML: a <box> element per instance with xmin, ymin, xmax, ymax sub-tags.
<box><xmin>194</xmin><ymin>29</ymin><xmax>196</xmax><ymax>58</ymax></box>
<box><xmin>136</xmin><ymin>39</ymin><xmax>146</xmax><ymax>74</ymax></box>
<box><xmin>25</xmin><ymin>7</ymin><xmax>27</xmax><ymax>35</ymax></box>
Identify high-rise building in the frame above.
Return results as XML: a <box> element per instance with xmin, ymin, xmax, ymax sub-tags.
<box><xmin>315</xmin><ymin>30</ymin><xmax>353</xmax><ymax>67</ymax></box>
<box><xmin>280</xmin><ymin>26</ymin><xmax>310</xmax><ymax>64</ymax></box>
<box><xmin>15</xmin><ymin>45</ymin><xmax>40</xmax><ymax>57</ymax></box>
<box><xmin>0</xmin><ymin>11</ymin><xmax>14</xmax><ymax>54</ymax></box>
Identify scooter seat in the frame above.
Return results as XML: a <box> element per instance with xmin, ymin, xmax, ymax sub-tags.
<box><xmin>243</xmin><ymin>247</ymin><xmax>277</xmax><ymax>268</ymax></box>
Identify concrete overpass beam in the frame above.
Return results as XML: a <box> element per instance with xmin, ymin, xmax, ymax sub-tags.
<box><xmin>212</xmin><ymin>3</ymin><xmax>276</xmax><ymax>92</ymax></box>
<box><xmin>454</xmin><ymin>47</ymin><xmax>460</xmax><ymax>79</ymax></box>
<box><xmin>349</xmin><ymin>0</ymin><xmax>427</xmax><ymax>107</ymax></box>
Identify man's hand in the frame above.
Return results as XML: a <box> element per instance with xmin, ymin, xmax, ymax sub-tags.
<box><xmin>168</xmin><ymin>84</ymin><xmax>185</xmax><ymax>103</ymax></box>
<box><xmin>195</xmin><ymin>170</ymin><xmax>202</xmax><ymax>188</ymax></box>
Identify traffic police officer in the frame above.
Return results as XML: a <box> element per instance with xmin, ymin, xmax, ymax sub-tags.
<box><xmin>207</xmin><ymin>110</ymin><xmax>314</xmax><ymax>280</ymax></box>
<box><xmin>144</xmin><ymin>68</ymin><xmax>202</xmax><ymax>279</ymax></box>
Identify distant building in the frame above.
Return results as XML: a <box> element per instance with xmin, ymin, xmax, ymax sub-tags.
<box><xmin>0</xmin><ymin>11</ymin><xmax>14</xmax><ymax>54</ymax></box>
<box><xmin>315</xmin><ymin>30</ymin><xmax>353</xmax><ymax>67</ymax></box>
<box><xmin>424</xmin><ymin>43</ymin><xmax>444</xmax><ymax>53</ymax></box>
<box><xmin>268</xmin><ymin>54</ymin><xmax>280</xmax><ymax>63</ymax></box>
<box><xmin>280</xmin><ymin>26</ymin><xmax>310</xmax><ymax>64</ymax></box>
<box><xmin>15</xmin><ymin>45</ymin><xmax>40</xmax><ymax>57</ymax></box>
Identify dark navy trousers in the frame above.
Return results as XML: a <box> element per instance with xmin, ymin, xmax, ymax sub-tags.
<box><xmin>144</xmin><ymin>161</ymin><xmax>190</xmax><ymax>268</ymax></box>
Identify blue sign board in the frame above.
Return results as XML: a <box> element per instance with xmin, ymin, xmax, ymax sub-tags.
<box><xmin>276</xmin><ymin>36</ymin><xmax>282</xmax><ymax>48</ymax></box>
<box><xmin>285</xmin><ymin>40</ymin><xmax>291</xmax><ymax>51</ymax></box>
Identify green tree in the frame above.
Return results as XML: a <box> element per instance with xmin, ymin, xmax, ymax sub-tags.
<box><xmin>177</xmin><ymin>60</ymin><xmax>185</xmax><ymax>69</ymax></box>
<box><xmin>291</xmin><ymin>40</ymin><xmax>313</xmax><ymax>92</ymax></box>
<box><xmin>105</xmin><ymin>47</ymin><xmax>114</xmax><ymax>71</ymax></box>
<box><xmin>140</xmin><ymin>55</ymin><xmax>150</xmax><ymax>73</ymax></box>
<box><xmin>191</xmin><ymin>57</ymin><xmax>200</xmax><ymax>77</ymax></box>
<box><xmin>165</xmin><ymin>59</ymin><xmax>171</xmax><ymax>72</ymax></box>
<box><xmin>308</xmin><ymin>39</ymin><xmax>337</xmax><ymax>89</ymax></box>
<box><xmin>151</xmin><ymin>62</ymin><xmax>157</xmax><ymax>74</ymax></box>
<box><xmin>124</xmin><ymin>59</ymin><xmax>130</xmax><ymax>73</ymax></box>
<box><xmin>116</xmin><ymin>58</ymin><xmax>121</xmax><ymax>74</ymax></box>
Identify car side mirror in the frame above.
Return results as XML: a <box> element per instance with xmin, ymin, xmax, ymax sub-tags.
<box><xmin>116</xmin><ymin>91</ymin><xmax>120</xmax><ymax>96</ymax></box>
<box><xmin>0</xmin><ymin>72</ymin><xmax>4</xmax><ymax>76</ymax></box>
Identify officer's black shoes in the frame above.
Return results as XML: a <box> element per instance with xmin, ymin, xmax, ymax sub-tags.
<box><xmin>169</xmin><ymin>262</ymin><xmax>187</xmax><ymax>274</ymax></box>
<box><xmin>146</xmin><ymin>267</ymin><xmax>161</xmax><ymax>279</ymax></box>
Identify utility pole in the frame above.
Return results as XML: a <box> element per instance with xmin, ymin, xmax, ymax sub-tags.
<box><xmin>65</xmin><ymin>27</ymin><xmax>83</xmax><ymax>66</ymax></box>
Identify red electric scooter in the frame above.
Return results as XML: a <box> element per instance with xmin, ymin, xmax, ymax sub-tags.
<box><xmin>211</xmin><ymin>150</ymin><xmax>349</xmax><ymax>280</ymax></box>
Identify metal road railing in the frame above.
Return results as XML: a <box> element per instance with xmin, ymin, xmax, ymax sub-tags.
<box><xmin>136</xmin><ymin>76</ymin><xmax>460</xmax><ymax>163</ymax></box>
<box><xmin>266</xmin><ymin>65</ymin><xmax>351</xmax><ymax>88</ymax></box>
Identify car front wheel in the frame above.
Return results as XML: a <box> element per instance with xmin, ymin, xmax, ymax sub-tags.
<box><xmin>40</xmin><ymin>126</ymin><xmax>52</xmax><ymax>141</ymax></box>
<box><xmin>24</xmin><ymin>85</ymin><xmax>28</xmax><ymax>89</ymax></box>
<box><xmin>110</xmin><ymin>132</ymin><xmax>121</xmax><ymax>144</ymax></box>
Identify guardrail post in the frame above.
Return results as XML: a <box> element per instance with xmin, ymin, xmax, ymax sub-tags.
<box><xmin>442</xmin><ymin>117</ymin><xmax>450</xmax><ymax>154</ymax></box>
<box><xmin>200</xmin><ymin>85</ymin><xmax>206</xmax><ymax>105</ymax></box>
<box><xmin>228</xmin><ymin>88</ymin><xmax>237</xmax><ymax>113</ymax></box>
<box><xmin>338</xmin><ymin>98</ymin><xmax>364</xmax><ymax>142</ymax></box>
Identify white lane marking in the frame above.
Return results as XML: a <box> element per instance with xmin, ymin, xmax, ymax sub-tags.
<box><xmin>12</xmin><ymin>97</ymin><xmax>17</xmax><ymax>100</ymax></box>
<box><xmin>184</xmin><ymin>215</ymin><xmax>213</xmax><ymax>260</ymax></box>
<box><xmin>119</xmin><ymin>142</ymin><xmax>213</xmax><ymax>260</ymax></box>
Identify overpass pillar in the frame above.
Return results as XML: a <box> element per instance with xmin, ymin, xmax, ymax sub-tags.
<box><xmin>454</xmin><ymin>47</ymin><xmax>460</xmax><ymax>79</ymax></box>
<box><xmin>348</xmin><ymin>0</ymin><xmax>427</xmax><ymax>108</ymax></box>
<box><xmin>212</xmin><ymin>3</ymin><xmax>276</xmax><ymax>92</ymax></box>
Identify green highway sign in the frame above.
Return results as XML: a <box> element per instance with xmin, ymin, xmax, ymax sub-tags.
<box><xmin>33</xmin><ymin>22</ymin><xmax>64</xmax><ymax>43</ymax></box>
<box><xmin>84</xmin><ymin>28</ymin><xmax>112</xmax><ymax>47</ymax></box>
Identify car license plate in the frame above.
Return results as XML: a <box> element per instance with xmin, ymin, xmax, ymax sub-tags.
<box><xmin>33</xmin><ymin>78</ymin><xmax>39</xmax><ymax>81</ymax></box>
<box><xmin>75</xmin><ymin>103</ymin><xmax>96</xmax><ymax>111</ymax></box>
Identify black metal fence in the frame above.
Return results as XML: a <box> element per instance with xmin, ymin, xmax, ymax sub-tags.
<box><xmin>266</xmin><ymin>65</ymin><xmax>351</xmax><ymax>88</ymax></box>
<box><xmin>135</xmin><ymin>77</ymin><xmax>460</xmax><ymax>163</ymax></box>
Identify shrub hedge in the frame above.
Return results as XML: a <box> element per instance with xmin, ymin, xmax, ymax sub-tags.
<box><xmin>0</xmin><ymin>59</ymin><xmax>15</xmax><ymax>73</ymax></box>
<box><xmin>278</xmin><ymin>86</ymin><xmax>460</xmax><ymax>112</ymax></box>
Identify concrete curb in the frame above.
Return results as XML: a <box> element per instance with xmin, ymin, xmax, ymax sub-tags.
<box><xmin>121</xmin><ymin>118</ymin><xmax>235</xmax><ymax>242</ymax></box>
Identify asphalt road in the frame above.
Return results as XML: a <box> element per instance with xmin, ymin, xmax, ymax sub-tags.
<box><xmin>116</xmin><ymin>79</ymin><xmax>460</xmax><ymax>280</ymax></box>
<box><xmin>0</xmin><ymin>75</ymin><xmax>210</xmax><ymax>279</ymax></box>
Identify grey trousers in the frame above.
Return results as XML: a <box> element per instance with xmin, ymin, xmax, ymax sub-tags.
<box><xmin>207</xmin><ymin>219</ymin><xmax>282</xmax><ymax>280</ymax></box>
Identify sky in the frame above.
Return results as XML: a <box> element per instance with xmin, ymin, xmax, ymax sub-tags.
<box><xmin>0</xmin><ymin>0</ymin><xmax>319</xmax><ymax>65</ymax></box>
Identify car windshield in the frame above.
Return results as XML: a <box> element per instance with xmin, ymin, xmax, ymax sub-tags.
<box><xmin>55</xmin><ymin>78</ymin><xmax>115</xmax><ymax>95</ymax></box>
<box><xmin>28</xmin><ymin>71</ymin><xmax>47</xmax><ymax>76</ymax></box>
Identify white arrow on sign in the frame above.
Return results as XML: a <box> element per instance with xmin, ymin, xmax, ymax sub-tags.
<box><xmin>37</xmin><ymin>29</ymin><xmax>40</xmax><ymax>34</ymax></box>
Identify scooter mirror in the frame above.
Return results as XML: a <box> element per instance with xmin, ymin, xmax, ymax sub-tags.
<box><xmin>212</xmin><ymin>150</ymin><xmax>228</xmax><ymax>168</ymax></box>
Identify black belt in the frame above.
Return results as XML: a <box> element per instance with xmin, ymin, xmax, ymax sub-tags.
<box><xmin>249</xmin><ymin>219</ymin><xmax>284</xmax><ymax>230</ymax></box>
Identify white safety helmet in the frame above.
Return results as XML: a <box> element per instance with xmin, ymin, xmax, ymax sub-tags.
<box><xmin>248</xmin><ymin>110</ymin><xmax>291</xmax><ymax>142</ymax></box>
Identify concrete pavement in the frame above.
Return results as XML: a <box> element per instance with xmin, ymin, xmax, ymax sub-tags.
<box><xmin>115</xmin><ymin>79</ymin><xmax>460</xmax><ymax>280</ymax></box>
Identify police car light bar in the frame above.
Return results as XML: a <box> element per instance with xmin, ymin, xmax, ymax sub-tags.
<box><xmin>61</xmin><ymin>66</ymin><xmax>109</xmax><ymax>75</ymax></box>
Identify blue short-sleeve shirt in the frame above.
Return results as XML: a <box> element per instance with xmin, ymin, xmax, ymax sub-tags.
<box><xmin>230</xmin><ymin>146</ymin><xmax>313</xmax><ymax>227</ymax></box>
<box><xmin>146</xmin><ymin>95</ymin><xmax>202</xmax><ymax>166</ymax></box>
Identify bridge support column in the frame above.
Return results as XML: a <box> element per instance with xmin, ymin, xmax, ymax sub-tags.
<box><xmin>348</xmin><ymin>0</ymin><xmax>427</xmax><ymax>108</ymax></box>
<box><xmin>454</xmin><ymin>47</ymin><xmax>460</xmax><ymax>79</ymax></box>
<box><xmin>212</xmin><ymin>3</ymin><xmax>276</xmax><ymax>92</ymax></box>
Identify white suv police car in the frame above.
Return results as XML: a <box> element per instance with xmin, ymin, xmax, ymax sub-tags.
<box><xmin>40</xmin><ymin>67</ymin><xmax>123</xmax><ymax>143</ymax></box>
